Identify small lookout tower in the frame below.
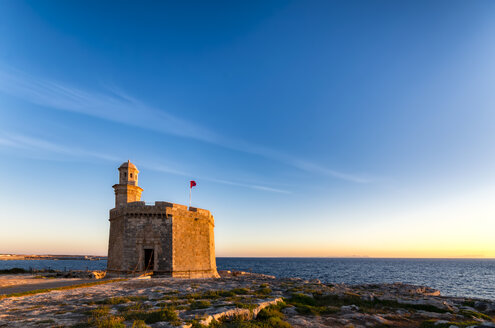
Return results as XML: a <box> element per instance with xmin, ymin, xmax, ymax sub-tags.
<box><xmin>113</xmin><ymin>160</ymin><xmax>143</xmax><ymax>208</ymax></box>
<box><xmin>107</xmin><ymin>160</ymin><xmax>219</xmax><ymax>278</ymax></box>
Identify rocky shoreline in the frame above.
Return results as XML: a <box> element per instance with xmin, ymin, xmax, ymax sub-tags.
<box><xmin>0</xmin><ymin>271</ymin><xmax>494</xmax><ymax>328</ymax></box>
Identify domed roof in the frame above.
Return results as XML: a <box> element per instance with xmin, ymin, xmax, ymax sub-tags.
<box><xmin>119</xmin><ymin>160</ymin><xmax>137</xmax><ymax>170</ymax></box>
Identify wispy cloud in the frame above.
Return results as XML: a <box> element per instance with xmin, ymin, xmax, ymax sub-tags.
<box><xmin>198</xmin><ymin>177</ymin><xmax>290</xmax><ymax>194</ymax></box>
<box><xmin>0</xmin><ymin>68</ymin><xmax>218</xmax><ymax>142</ymax></box>
<box><xmin>0</xmin><ymin>132</ymin><xmax>290</xmax><ymax>193</ymax></box>
<box><xmin>0</xmin><ymin>66</ymin><xmax>372</xmax><ymax>183</ymax></box>
<box><xmin>144</xmin><ymin>162</ymin><xmax>290</xmax><ymax>194</ymax></box>
<box><xmin>289</xmin><ymin>159</ymin><xmax>373</xmax><ymax>184</ymax></box>
<box><xmin>0</xmin><ymin>132</ymin><xmax>120</xmax><ymax>162</ymax></box>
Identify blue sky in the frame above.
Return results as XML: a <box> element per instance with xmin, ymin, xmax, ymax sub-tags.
<box><xmin>1</xmin><ymin>0</ymin><xmax>495</xmax><ymax>257</ymax></box>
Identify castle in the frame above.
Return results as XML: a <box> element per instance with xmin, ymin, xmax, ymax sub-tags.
<box><xmin>107</xmin><ymin>161</ymin><xmax>219</xmax><ymax>278</ymax></box>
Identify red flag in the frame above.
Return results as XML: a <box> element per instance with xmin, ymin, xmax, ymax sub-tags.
<box><xmin>190</xmin><ymin>180</ymin><xmax>196</xmax><ymax>188</ymax></box>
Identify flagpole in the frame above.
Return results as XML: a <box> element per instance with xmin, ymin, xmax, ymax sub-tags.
<box><xmin>189</xmin><ymin>180</ymin><xmax>196</xmax><ymax>209</ymax></box>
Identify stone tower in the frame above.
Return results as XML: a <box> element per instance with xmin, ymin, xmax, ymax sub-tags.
<box><xmin>113</xmin><ymin>160</ymin><xmax>143</xmax><ymax>208</ymax></box>
<box><xmin>107</xmin><ymin>161</ymin><xmax>219</xmax><ymax>278</ymax></box>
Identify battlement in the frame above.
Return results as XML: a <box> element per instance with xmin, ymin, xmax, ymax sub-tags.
<box><xmin>109</xmin><ymin>201</ymin><xmax>213</xmax><ymax>225</ymax></box>
<box><xmin>111</xmin><ymin>201</ymin><xmax>210</xmax><ymax>214</ymax></box>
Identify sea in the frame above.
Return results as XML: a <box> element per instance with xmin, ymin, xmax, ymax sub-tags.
<box><xmin>1</xmin><ymin>258</ymin><xmax>494</xmax><ymax>300</ymax></box>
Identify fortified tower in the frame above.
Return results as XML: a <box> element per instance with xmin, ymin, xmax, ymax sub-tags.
<box><xmin>113</xmin><ymin>160</ymin><xmax>143</xmax><ymax>208</ymax></box>
<box><xmin>107</xmin><ymin>161</ymin><xmax>219</xmax><ymax>278</ymax></box>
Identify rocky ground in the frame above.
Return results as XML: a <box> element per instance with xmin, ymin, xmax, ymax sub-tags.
<box><xmin>0</xmin><ymin>271</ymin><xmax>494</xmax><ymax>328</ymax></box>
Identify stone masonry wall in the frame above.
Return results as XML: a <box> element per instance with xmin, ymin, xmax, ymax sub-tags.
<box><xmin>107</xmin><ymin>214</ymin><xmax>124</xmax><ymax>271</ymax></box>
<box><xmin>171</xmin><ymin>206</ymin><xmax>218</xmax><ymax>278</ymax></box>
<box><xmin>122</xmin><ymin>215</ymin><xmax>172</xmax><ymax>273</ymax></box>
<box><xmin>108</xmin><ymin>202</ymin><xmax>218</xmax><ymax>278</ymax></box>
<box><xmin>113</xmin><ymin>185</ymin><xmax>143</xmax><ymax>208</ymax></box>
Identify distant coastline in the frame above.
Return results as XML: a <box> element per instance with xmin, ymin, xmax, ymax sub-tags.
<box><xmin>0</xmin><ymin>254</ymin><xmax>106</xmax><ymax>261</ymax></box>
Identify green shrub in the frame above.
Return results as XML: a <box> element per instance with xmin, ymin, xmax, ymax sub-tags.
<box><xmin>293</xmin><ymin>304</ymin><xmax>327</xmax><ymax>315</ymax></box>
<box><xmin>119</xmin><ymin>302</ymin><xmax>151</xmax><ymax>313</ymax></box>
<box><xmin>460</xmin><ymin>309</ymin><xmax>492</xmax><ymax>321</ymax></box>
<box><xmin>97</xmin><ymin>297</ymin><xmax>131</xmax><ymax>305</ymax></box>
<box><xmin>254</xmin><ymin>304</ymin><xmax>292</xmax><ymax>327</ymax></box>
<box><xmin>255</xmin><ymin>288</ymin><xmax>272</xmax><ymax>296</ymax></box>
<box><xmin>89</xmin><ymin>306</ymin><xmax>110</xmax><ymax>318</ymax></box>
<box><xmin>266</xmin><ymin>316</ymin><xmax>291</xmax><ymax>328</ymax></box>
<box><xmin>190</xmin><ymin>300</ymin><xmax>212</xmax><ymax>310</ymax></box>
<box><xmin>219</xmin><ymin>290</ymin><xmax>237</xmax><ymax>297</ymax></box>
<box><xmin>234</xmin><ymin>302</ymin><xmax>257</xmax><ymax>310</ymax></box>
<box><xmin>93</xmin><ymin>316</ymin><xmax>125</xmax><ymax>328</ymax></box>
<box><xmin>232</xmin><ymin>288</ymin><xmax>250</xmax><ymax>295</ymax></box>
<box><xmin>288</xmin><ymin>293</ymin><xmax>316</xmax><ymax>306</ymax></box>
<box><xmin>131</xmin><ymin>320</ymin><xmax>150</xmax><ymax>328</ymax></box>
<box><xmin>88</xmin><ymin>306</ymin><xmax>125</xmax><ymax>328</ymax></box>
<box><xmin>71</xmin><ymin>323</ymin><xmax>92</xmax><ymax>328</ymax></box>
<box><xmin>187</xmin><ymin>293</ymin><xmax>202</xmax><ymax>300</ymax></box>
<box><xmin>128</xmin><ymin>296</ymin><xmax>148</xmax><ymax>302</ymax></box>
<box><xmin>189</xmin><ymin>320</ymin><xmax>208</xmax><ymax>328</ymax></box>
<box><xmin>201</xmin><ymin>290</ymin><xmax>221</xmax><ymax>299</ymax></box>
<box><xmin>256</xmin><ymin>307</ymin><xmax>284</xmax><ymax>321</ymax></box>
<box><xmin>123</xmin><ymin>307</ymin><xmax>180</xmax><ymax>325</ymax></box>
<box><xmin>0</xmin><ymin>268</ymin><xmax>27</xmax><ymax>274</ymax></box>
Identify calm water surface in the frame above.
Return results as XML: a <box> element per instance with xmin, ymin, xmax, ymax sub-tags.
<box><xmin>0</xmin><ymin>259</ymin><xmax>106</xmax><ymax>272</ymax></box>
<box><xmin>1</xmin><ymin>258</ymin><xmax>493</xmax><ymax>300</ymax></box>
<box><xmin>217</xmin><ymin>258</ymin><xmax>495</xmax><ymax>300</ymax></box>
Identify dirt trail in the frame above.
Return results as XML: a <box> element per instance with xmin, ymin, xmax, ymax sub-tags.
<box><xmin>0</xmin><ymin>275</ymin><xmax>91</xmax><ymax>295</ymax></box>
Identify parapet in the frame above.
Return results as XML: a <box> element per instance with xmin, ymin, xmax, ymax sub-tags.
<box><xmin>172</xmin><ymin>203</ymin><xmax>188</xmax><ymax>211</ymax></box>
<box><xmin>127</xmin><ymin>201</ymin><xmax>146</xmax><ymax>207</ymax></box>
<box><xmin>109</xmin><ymin>201</ymin><xmax>213</xmax><ymax>224</ymax></box>
<box><xmin>155</xmin><ymin>201</ymin><xmax>174</xmax><ymax>207</ymax></box>
<box><xmin>189</xmin><ymin>207</ymin><xmax>211</xmax><ymax>216</ymax></box>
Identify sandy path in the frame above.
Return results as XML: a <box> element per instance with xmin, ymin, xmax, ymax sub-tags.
<box><xmin>0</xmin><ymin>278</ymin><xmax>92</xmax><ymax>295</ymax></box>
<box><xmin>0</xmin><ymin>274</ymin><xmax>45</xmax><ymax>288</ymax></box>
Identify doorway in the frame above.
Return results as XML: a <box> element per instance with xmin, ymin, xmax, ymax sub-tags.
<box><xmin>144</xmin><ymin>248</ymin><xmax>154</xmax><ymax>271</ymax></box>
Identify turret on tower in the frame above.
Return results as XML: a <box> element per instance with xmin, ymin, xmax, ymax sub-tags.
<box><xmin>113</xmin><ymin>160</ymin><xmax>143</xmax><ymax>208</ymax></box>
